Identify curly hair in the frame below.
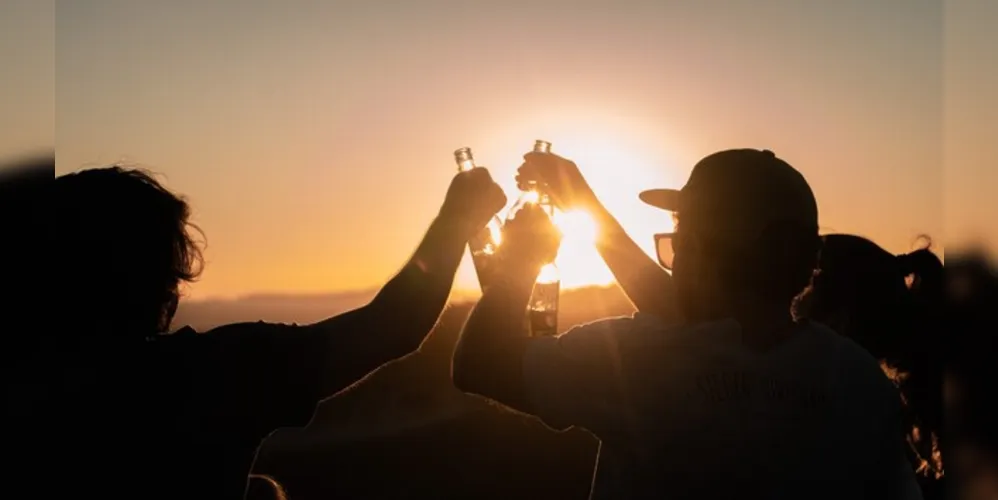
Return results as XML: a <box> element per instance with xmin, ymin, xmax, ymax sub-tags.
<box><xmin>55</xmin><ymin>166</ymin><xmax>205</xmax><ymax>338</ymax></box>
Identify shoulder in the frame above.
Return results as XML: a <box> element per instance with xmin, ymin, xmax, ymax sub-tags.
<box><xmin>807</xmin><ymin>322</ymin><xmax>900</xmax><ymax>414</ymax></box>
<box><xmin>525</xmin><ymin>313</ymin><xmax>720</xmax><ymax>364</ymax></box>
<box><xmin>157</xmin><ymin>322</ymin><xmax>308</xmax><ymax>360</ymax></box>
<box><xmin>555</xmin><ymin>314</ymin><xmax>636</xmax><ymax>345</ymax></box>
<box><xmin>198</xmin><ymin>321</ymin><xmax>301</xmax><ymax>337</ymax></box>
<box><xmin>794</xmin><ymin>321</ymin><xmax>891</xmax><ymax>386</ymax></box>
<box><xmin>811</xmin><ymin>322</ymin><xmax>887</xmax><ymax>378</ymax></box>
<box><xmin>537</xmin><ymin>313</ymin><xmax>656</xmax><ymax>356</ymax></box>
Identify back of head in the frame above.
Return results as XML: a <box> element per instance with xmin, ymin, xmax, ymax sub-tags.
<box><xmin>643</xmin><ymin>149</ymin><xmax>821</xmax><ymax>320</ymax></box>
<box><xmin>797</xmin><ymin>234</ymin><xmax>943</xmax><ymax>361</ymax></box>
<box><xmin>55</xmin><ymin>167</ymin><xmax>204</xmax><ymax>342</ymax></box>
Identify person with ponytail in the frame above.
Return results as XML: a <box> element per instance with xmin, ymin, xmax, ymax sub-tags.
<box><xmin>794</xmin><ymin>234</ymin><xmax>945</xmax><ymax>496</ymax></box>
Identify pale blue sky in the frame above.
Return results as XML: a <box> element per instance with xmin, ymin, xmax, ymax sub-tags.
<box><xmin>35</xmin><ymin>0</ymin><xmax>993</xmax><ymax>297</ymax></box>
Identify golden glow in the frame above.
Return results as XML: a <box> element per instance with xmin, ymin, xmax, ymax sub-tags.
<box><xmin>457</xmin><ymin>158</ymin><xmax>474</xmax><ymax>172</ymax></box>
<box><xmin>487</xmin><ymin>220</ymin><xmax>502</xmax><ymax>250</ymax></box>
<box><xmin>537</xmin><ymin>263</ymin><xmax>559</xmax><ymax>284</ymax></box>
<box><xmin>55</xmin><ymin>4</ymin><xmax>955</xmax><ymax>301</ymax></box>
<box><xmin>553</xmin><ymin>210</ymin><xmax>598</xmax><ymax>246</ymax></box>
<box><xmin>550</xmin><ymin>209</ymin><xmax>615</xmax><ymax>287</ymax></box>
<box><xmin>520</xmin><ymin>190</ymin><xmax>540</xmax><ymax>204</ymax></box>
<box><xmin>485</xmin><ymin>127</ymin><xmax>681</xmax><ymax>290</ymax></box>
<box><xmin>472</xmin><ymin>128</ymin><xmax>682</xmax><ymax>291</ymax></box>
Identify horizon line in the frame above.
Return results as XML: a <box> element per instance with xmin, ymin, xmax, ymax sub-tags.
<box><xmin>180</xmin><ymin>283</ymin><xmax>620</xmax><ymax>304</ymax></box>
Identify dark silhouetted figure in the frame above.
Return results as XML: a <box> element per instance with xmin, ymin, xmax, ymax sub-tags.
<box><xmin>52</xmin><ymin>165</ymin><xmax>505</xmax><ymax>500</ymax></box>
<box><xmin>455</xmin><ymin>149</ymin><xmax>920</xmax><ymax>499</ymax></box>
<box><xmin>794</xmin><ymin>234</ymin><xmax>944</xmax><ymax>497</ymax></box>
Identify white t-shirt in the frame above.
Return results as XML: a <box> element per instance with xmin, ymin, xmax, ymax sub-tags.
<box><xmin>522</xmin><ymin>314</ymin><xmax>922</xmax><ymax>500</ymax></box>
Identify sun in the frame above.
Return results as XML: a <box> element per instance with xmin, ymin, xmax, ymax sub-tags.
<box><xmin>550</xmin><ymin>210</ymin><xmax>615</xmax><ymax>288</ymax></box>
<box><xmin>455</xmin><ymin>116</ymin><xmax>687</xmax><ymax>293</ymax></box>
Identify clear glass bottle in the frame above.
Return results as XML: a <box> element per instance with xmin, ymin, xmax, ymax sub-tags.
<box><xmin>453</xmin><ymin>147</ymin><xmax>503</xmax><ymax>291</ymax></box>
<box><xmin>507</xmin><ymin>140</ymin><xmax>560</xmax><ymax>336</ymax></box>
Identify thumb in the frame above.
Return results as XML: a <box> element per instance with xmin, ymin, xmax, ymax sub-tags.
<box><xmin>523</xmin><ymin>151</ymin><xmax>566</xmax><ymax>162</ymax></box>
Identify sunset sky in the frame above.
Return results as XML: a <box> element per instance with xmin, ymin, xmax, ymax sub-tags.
<box><xmin>46</xmin><ymin>0</ymin><xmax>995</xmax><ymax>300</ymax></box>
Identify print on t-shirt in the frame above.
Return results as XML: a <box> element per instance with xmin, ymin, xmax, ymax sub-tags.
<box><xmin>685</xmin><ymin>370</ymin><xmax>829</xmax><ymax>409</ymax></box>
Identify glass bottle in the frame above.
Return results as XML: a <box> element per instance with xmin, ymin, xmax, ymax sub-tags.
<box><xmin>453</xmin><ymin>147</ymin><xmax>503</xmax><ymax>291</ymax></box>
<box><xmin>507</xmin><ymin>140</ymin><xmax>560</xmax><ymax>336</ymax></box>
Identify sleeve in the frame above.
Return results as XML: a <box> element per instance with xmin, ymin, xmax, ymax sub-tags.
<box><xmin>520</xmin><ymin>315</ymin><xmax>636</xmax><ymax>435</ymax></box>
<box><xmin>202</xmin><ymin>321</ymin><xmax>328</xmax><ymax>431</ymax></box>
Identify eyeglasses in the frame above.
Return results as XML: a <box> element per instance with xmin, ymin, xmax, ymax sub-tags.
<box><xmin>654</xmin><ymin>232</ymin><xmax>676</xmax><ymax>270</ymax></box>
<box><xmin>654</xmin><ymin>212</ymin><xmax>681</xmax><ymax>270</ymax></box>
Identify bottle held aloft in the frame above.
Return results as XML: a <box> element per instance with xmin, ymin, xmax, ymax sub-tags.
<box><xmin>454</xmin><ymin>147</ymin><xmax>476</xmax><ymax>173</ymax></box>
<box><xmin>453</xmin><ymin>147</ymin><xmax>503</xmax><ymax>291</ymax></box>
<box><xmin>509</xmin><ymin>140</ymin><xmax>556</xmax><ymax>221</ymax></box>
<box><xmin>530</xmin><ymin>261</ymin><xmax>560</xmax><ymax>337</ymax></box>
<box><xmin>510</xmin><ymin>139</ymin><xmax>560</xmax><ymax>337</ymax></box>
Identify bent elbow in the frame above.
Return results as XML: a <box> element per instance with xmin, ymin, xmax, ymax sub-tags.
<box><xmin>393</xmin><ymin>329</ymin><xmax>428</xmax><ymax>359</ymax></box>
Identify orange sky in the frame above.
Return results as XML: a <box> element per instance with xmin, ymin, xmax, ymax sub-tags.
<box><xmin>41</xmin><ymin>0</ymin><xmax>996</xmax><ymax>300</ymax></box>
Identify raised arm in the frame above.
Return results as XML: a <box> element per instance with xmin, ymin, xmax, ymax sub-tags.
<box><xmin>300</xmin><ymin>167</ymin><xmax>506</xmax><ymax>397</ymax></box>
<box><xmin>590</xmin><ymin>202</ymin><xmax>679</xmax><ymax>322</ymax></box>
<box><xmin>453</xmin><ymin>204</ymin><xmax>636</xmax><ymax>435</ymax></box>
<box><xmin>453</xmin><ymin>204</ymin><xmax>559</xmax><ymax>412</ymax></box>
<box><xmin>517</xmin><ymin>152</ymin><xmax>679</xmax><ymax>322</ymax></box>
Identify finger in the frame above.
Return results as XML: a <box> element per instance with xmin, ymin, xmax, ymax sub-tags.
<box><xmin>507</xmin><ymin>206</ymin><xmax>533</xmax><ymax>225</ymax></box>
<box><xmin>517</xmin><ymin>161</ymin><xmax>539</xmax><ymax>175</ymax></box>
<box><xmin>467</xmin><ymin>166</ymin><xmax>493</xmax><ymax>183</ymax></box>
<box><xmin>517</xmin><ymin>163</ymin><xmax>551</xmax><ymax>188</ymax></box>
<box><xmin>519</xmin><ymin>204</ymin><xmax>549</xmax><ymax>224</ymax></box>
<box><xmin>514</xmin><ymin>175</ymin><xmax>537</xmax><ymax>192</ymax></box>
<box><xmin>522</xmin><ymin>151</ymin><xmax>565</xmax><ymax>163</ymax></box>
<box><xmin>519</xmin><ymin>160</ymin><xmax>554</xmax><ymax>180</ymax></box>
<box><xmin>490</xmin><ymin>184</ymin><xmax>508</xmax><ymax>209</ymax></box>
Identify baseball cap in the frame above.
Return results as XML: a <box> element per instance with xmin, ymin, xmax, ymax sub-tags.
<box><xmin>641</xmin><ymin>149</ymin><xmax>818</xmax><ymax>250</ymax></box>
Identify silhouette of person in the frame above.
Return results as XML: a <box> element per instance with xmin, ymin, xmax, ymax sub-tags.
<box><xmin>52</xmin><ymin>165</ymin><xmax>505</xmax><ymax>500</ymax></box>
<box><xmin>454</xmin><ymin>149</ymin><xmax>921</xmax><ymax>499</ymax></box>
<box><xmin>793</xmin><ymin>234</ymin><xmax>945</xmax><ymax>495</ymax></box>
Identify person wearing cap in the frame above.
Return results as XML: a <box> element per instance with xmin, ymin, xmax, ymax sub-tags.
<box><xmin>453</xmin><ymin>149</ymin><xmax>920</xmax><ymax>499</ymax></box>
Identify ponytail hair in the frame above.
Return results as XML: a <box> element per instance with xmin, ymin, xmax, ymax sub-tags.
<box><xmin>897</xmin><ymin>236</ymin><xmax>944</xmax><ymax>308</ymax></box>
<box><xmin>893</xmin><ymin>237</ymin><xmax>945</xmax><ymax>479</ymax></box>
<box><xmin>798</xmin><ymin>233</ymin><xmax>945</xmax><ymax>479</ymax></box>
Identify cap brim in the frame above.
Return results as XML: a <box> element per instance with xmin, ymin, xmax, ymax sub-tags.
<box><xmin>639</xmin><ymin>189</ymin><xmax>681</xmax><ymax>211</ymax></box>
